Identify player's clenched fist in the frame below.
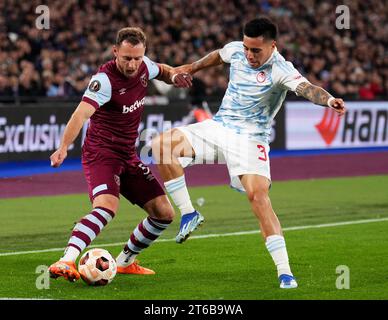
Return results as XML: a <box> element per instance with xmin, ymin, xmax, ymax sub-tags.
<box><xmin>171</xmin><ymin>72</ymin><xmax>193</xmax><ymax>88</ymax></box>
<box><xmin>171</xmin><ymin>64</ymin><xmax>193</xmax><ymax>88</ymax></box>
<box><xmin>328</xmin><ymin>98</ymin><xmax>346</xmax><ymax>116</ymax></box>
<box><xmin>50</xmin><ymin>148</ymin><xmax>67</xmax><ymax>167</ymax></box>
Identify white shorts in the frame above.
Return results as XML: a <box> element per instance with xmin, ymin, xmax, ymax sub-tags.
<box><xmin>177</xmin><ymin>119</ymin><xmax>271</xmax><ymax>192</ymax></box>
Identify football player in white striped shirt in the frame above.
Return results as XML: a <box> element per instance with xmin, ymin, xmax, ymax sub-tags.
<box><xmin>153</xmin><ymin>17</ymin><xmax>345</xmax><ymax>289</ymax></box>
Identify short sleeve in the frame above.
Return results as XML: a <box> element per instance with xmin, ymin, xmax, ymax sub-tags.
<box><xmin>82</xmin><ymin>72</ymin><xmax>112</xmax><ymax>108</ymax></box>
<box><xmin>143</xmin><ymin>56</ymin><xmax>160</xmax><ymax>80</ymax></box>
<box><xmin>219</xmin><ymin>41</ymin><xmax>242</xmax><ymax>63</ymax></box>
<box><xmin>272</xmin><ymin>60</ymin><xmax>309</xmax><ymax>92</ymax></box>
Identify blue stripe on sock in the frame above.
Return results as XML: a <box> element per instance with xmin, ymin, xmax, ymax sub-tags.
<box><xmin>166</xmin><ymin>184</ymin><xmax>185</xmax><ymax>193</ymax></box>
<box><xmin>266</xmin><ymin>239</ymin><xmax>285</xmax><ymax>246</ymax></box>
<box><xmin>266</xmin><ymin>240</ymin><xmax>286</xmax><ymax>252</ymax></box>
<box><xmin>266</xmin><ymin>239</ymin><xmax>285</xmax><ymax>247</ymax></box>
<box><xmin>165</xmin><ymin>180</ymin><xmax>186</xmax><ymax>193</ymax></box>
<box><xmin>267</xmin><ymin>244</ymin><xmax>286</xmax><ymax>253</ymax></box>
<box><xmin>166</xmin><ymin>179</ymin><xmax>185</xmax><ymax>188</ymax></box>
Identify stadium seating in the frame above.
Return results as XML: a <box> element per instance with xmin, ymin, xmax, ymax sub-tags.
<box><xmin>0</xmin><ymin>0</ymin><xmax>386</xmax><ymax>100</ymax></box>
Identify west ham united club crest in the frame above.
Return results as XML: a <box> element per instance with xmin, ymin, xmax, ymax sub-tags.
<box><xmin>114</xmin><ymin>175</ymin><xmax>120</xmax><ymax>186</ymax></box>
<box><xmin>140</xmin><ymin>73</ymin><xmax>147</xmax><ymax>87</ymax></box>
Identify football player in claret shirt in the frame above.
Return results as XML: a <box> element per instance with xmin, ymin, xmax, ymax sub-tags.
<box><xmin>48</xmin><ymin>27</ymin><xmax>192</xmax><ymax>282</ymax></box>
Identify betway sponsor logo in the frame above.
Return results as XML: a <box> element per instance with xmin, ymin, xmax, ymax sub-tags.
<box><xmin>0</xmin><ymin>116</ymin><xmax>72</xmax><ymax>153</ymax></box>
<box><xmin>122</xmin><ymin>97</ymin><xmax>146</xmax><ymax>114</ymax></box>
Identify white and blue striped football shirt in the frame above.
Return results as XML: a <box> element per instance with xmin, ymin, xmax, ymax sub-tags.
<box><xmin>214</xmin><ymin>41</ymin><xmax>308</xmax><ymax>143</ymax></box>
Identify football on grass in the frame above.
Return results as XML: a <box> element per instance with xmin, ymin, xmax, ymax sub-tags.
<box><xmin>78</xmin><ymin>248</ymin><xmax>117</xmax><ymax>286</ymax></box>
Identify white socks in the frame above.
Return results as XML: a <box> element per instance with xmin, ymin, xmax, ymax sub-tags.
<box><xmin>60</xmin><ymin>246</ymin><xmax>80</xmax><ymax>262</ymax></box>
<box><xmin>116</xmin><ymin>250</ymin><xmax>138</xmax><ymax>267</ymax></box>
<box><xmin>265</xmin><ymin>234</ymin><xmax>293</xmax><ymax>277</ymax></box>
<box><xmin>164</xmin><ymin>175</ymin><xmax>195</xmax><ymax>216</ymax></box>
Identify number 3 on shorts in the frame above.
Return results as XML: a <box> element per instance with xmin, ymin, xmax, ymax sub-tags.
<box><xmin>257</xmin><ymin>144</ymin><xmax>267</xmax><ymax>162</ymax></box>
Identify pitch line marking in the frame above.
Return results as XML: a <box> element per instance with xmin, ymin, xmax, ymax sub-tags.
<box><xmin>0</xmin><ymin>298</ymin><xmax>54</xmax><ymax>300</ymax></box>
<box><xmin>1</xmin><ymin>217</ymin><xmax>388</xmax><ymax>257</ymax></box>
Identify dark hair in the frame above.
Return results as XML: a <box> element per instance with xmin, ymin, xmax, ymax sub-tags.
<box><xmin>243</xmin><ymin>17</ymin><xmax>277</xmax><ymax>40</ymax></box>
<box><xmin>116</xmin><ymin>27</ymin><xmax>146</xmax><ymax>46</ymax></box>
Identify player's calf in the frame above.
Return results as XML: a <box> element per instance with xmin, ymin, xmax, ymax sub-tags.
<box><xmin>116</xmin><ymin>216</ymin><xmax>172</xmax><ymax>270</ymax></box>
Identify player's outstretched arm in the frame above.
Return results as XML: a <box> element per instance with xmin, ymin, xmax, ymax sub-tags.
<box><xmin>296</xmin><ymin>82</ymin><xmax>346</xmax><ymax>115</ymax></box>
<box><xmin>50</xmin><ymin>101</ymin><xmax>95</xmax><ymax>167</ymax></box>
<box><xmin>175</xmin><ymin>49</ymin><xmax>224</xmax><ymax>75</ymax></box>
<box><xmin>190</xmin><ymin>49</ymin><xmax>224</xmax><ymax>73</ymax></box>
<box><xmin>169</xmin><ymin>49</ymin><xmax>224</xmax><ymax>87</ymax></box>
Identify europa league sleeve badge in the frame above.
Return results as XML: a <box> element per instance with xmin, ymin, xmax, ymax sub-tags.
<box><xmin>89</xmin><ymin>80</ymin><xmax>101</xmax><ymax>92</ymax></box>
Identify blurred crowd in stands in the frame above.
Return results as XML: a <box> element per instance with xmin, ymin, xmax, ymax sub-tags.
<box><xmin>0</xmin><ymin>0</ymin><xmax>387</xmax><ymax>101</ymax></box>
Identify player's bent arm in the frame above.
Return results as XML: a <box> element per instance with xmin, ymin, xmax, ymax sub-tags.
<box><xmin>296</xmin><ymin>82</ymin><xmax>346</xmax><ymax>115</ymax></box>
<box><xmin>156</xmin><ymin>63</ymin><xmax>175</xmax><ymax>84</ymax></box>
<box><xmin>190</xmin><ymin>49</ymin><xmax>224</xmax><ymax>74</ymax></box>
<box><xmin>59</xmin><ymin>101</ymin><xmax>95</xmax><ymax>150</ymax></box>
<box><xmin>168</xmin><ymin>50</ymin><xmax>223</xmax><ymax>87</ymax></box>
<box><xmin>173</xmin><ymin>50</ymin><xmax>223</xmax><ymax>75</ymax></box>
<box><xmin>50</xmin><ymin>101</ymin><xmax>95</xmax><ymax>167</ymax></box>
<box><xmin>296</xmin><ymin>82</ymin><xmax>332</xmax><ymax>106</ymax></box>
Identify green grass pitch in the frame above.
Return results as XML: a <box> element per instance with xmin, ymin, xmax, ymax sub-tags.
<box><xmin>0</xmin><ymin>175</ymin><xmax>387</xmax><ymax>300</ymax></box>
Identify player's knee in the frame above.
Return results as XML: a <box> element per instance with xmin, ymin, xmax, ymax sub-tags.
<box><xmin>151</xmin><ymin>135</ymin><xmax>161</xmax><ymax>161</ymax></box>
<box><xmin>152</xmin><ymin>129</ymin><xmax>184</xmax><ymax>163</ymax></box>
<box><xmin>151</xmin><ymin>132</ymin><xmax>170</xmax><ymax>163</ymax></box>
<box><xmin>247</xmin><ymin>189</ymin><xmax>270</xmax><ymax>210</ymax></box>
<box><xmin>93</xmin><ymin>194</ymin><xmax>119</xmax><ymax>214</ymax></box>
